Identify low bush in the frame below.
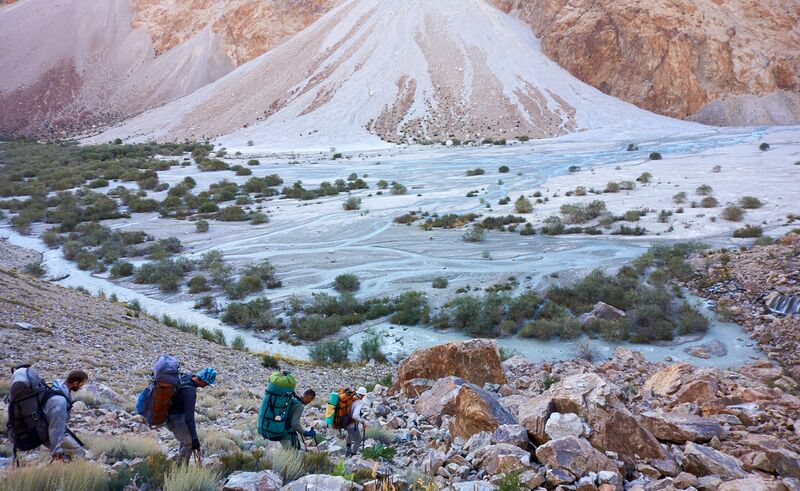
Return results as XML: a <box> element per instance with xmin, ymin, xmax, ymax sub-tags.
<box><xmin>23</xmin><ymin>262</ymin><xmax>46</xmax><ymax>277</ymax></box>
<box><xmin>343</xmin><ymin>197</ymin><xmax>361</xmax><ymax>211</ymax></box>
<box><xmin>541</xmin><ymin>216</ymin><xmax>565</xmax><ymax>235</ymax></box>
<box><xmin>560</xmin><ymin>200</ymin><xmax>606</xmax><ymax>224</ymax></box>
<box><xmin>163</xmin><ymin>465</ymin><xmax>219</xmax><ymax>491</ymax></box>
<box><xmin>221</xmin><ymin>297</ymin><xmax>279</xmax><ymax>330</ymax></box>
<box><xmin>739</xmin><ymin>196</ymin><xmax>763</xmax><ymax>209</ymax></box>
<box><xmin>390</xmin><ymin>182</ymin><xmax>407</xmax><ymax>195</ymax></box>
<box><xmin>466</xmin><ymin>168</ymin><xmax>486</xmax><ymax>176</ymax></box>
<box><xmin>195</xmin><ymin>219</ymin><xmax>209</xmax><ymax>232</ymax></box>
<box><xmin>604</xmin><ymin>182</ymin><xmax>620</xmax><ymax>193</ymax></box>
<box><xmin>463</xmin><ymin>226</ymin><xmax>487</xmax><ymax>243</ymax></box>
<box><xmin>86</xmin><ymin>435</ymin><xmax>159</xmax><ymax>460</ymax></box>
<box><xmin>672</xmin><ymin>192</ymin><xmax>687</xmax><ymax>204</ymax></box>
<box><xmin>649</xmin><ymin>152</ymin><xmax>662</xmax><ymax>160</ymax></box>
<box><xmin>391</xmin><ymin>291</ymin><xmax>429</xmax><ymax>325</ymax></box>
<box><xmin>696</xmin><ymin>184</ymin><xmax>713</xmax><ymax>196</ymax></box>
<box><xmin>334</xmin><ymin>274</ymin><xmax>360</xmax><ymax>292</ymax></box>
<box><xmin>733</xmin><ymin>225</ymin><xmax>763</xmax><ymax>238</ymax></box>
<box><xmin>250</xmin><ymin>212</ymin><xmax>269</xmax><ymax>225</ymax></box>
<box><xmin>759</xmin><ymin>143</ymin><xmax>770</xmax><ymax>151</ymax></box>
<box><xmin>362</xmin><ymin>444</ymin><xmax>396</xmax><ymax>461</ymax></box>
<box><xmin>0</xmin><ymin>461</ymin><xmax>108</xmax><ymax>491</ymax></box>
<box><xmin>292</xmin><ymin>314</ymin><xmax>343</xmax><ymax>341</ymax></box>
<box><xmin>188</xmin><ymin>275</ymin><xmax>210</xmax><ymax>293</ymax></box>
<box><xmin>359</xmin><ymin>331</ymin><xmax>387</xmax><ymax>362</ymax></box>
<box><xmin>636</xmin><ymin>172</ymin><xmax>652</xmax><ymax>183</ymax></box>
<box><xmin>721</xmin><ymin>206</ymin><xmax>744</xmax><ymax>221</ymax></box>
<box><xmin>514</xmin><ymin>196</ymin><xmax>533</xmax><ymax>213</ymax></box>
<box><xmin>432</xmin><ymin>276</ymin><xmax>448</xmax><ymax>289</ymax></box>
<box><xmin>231</xmin><ymin>335</ymin><xmax>246</xmax><ymax>351</ymax></box>
<box><xmin>308</xmin><ymin>339</ymin><xmax>352</xmax><ymax>364</ymax></box>
<box><xmin>611</xmin><ymin>225</ymin><xmax>647</xmax><ymax>235</ymax></box>
<box><xmin>700</xmin><ymin>197</ymin><xmax>718</xmax><ymax>208</ymax></box>
<box><xmin>498</xmin><ymin>165</ymin><xmax>510</xmax><ymax>173</ymax></box>
<box><xmin>261</xmin><ymin>353</ymin><xmax>280</xmax><ymax>369</ymax></box>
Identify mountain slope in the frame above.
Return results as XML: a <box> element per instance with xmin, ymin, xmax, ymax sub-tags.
<box><xmin>0</xmin><ymin>0</ymin><xmax>336</xmax><ymax>139</ymax></box>
<box><xmin>93</xmin><ymin>0</ymin><xmax>694</xmax><ymax>151</ymax></box>
<box><xmin>493</xmin><ymin>0</ymin><xmax>800</xmax><ymax>125</ymax></box>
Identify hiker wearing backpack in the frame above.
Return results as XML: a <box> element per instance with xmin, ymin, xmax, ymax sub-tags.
<box><xmin>7</xmin><ymin>365</ymin><xmax>89</xmax><ymax>463</ymax></box>
<box><xmin>257</xmin><ymin>371</ymin><xmax>315</xmax><ymax>449</ymax></box>
<box><xmin>167</xmin><ymin>367</ymin><xmax>217</xmax><ymax>464</ymax></box>
<box><xmin>285</xmin><ymin>389</ymin><xmax>317</xmax><ymax>449</ymax></box>
<box><xmin>344</xmin><ymin>387</ymin><xmax>368</xmax><ymax>456</ymax></box>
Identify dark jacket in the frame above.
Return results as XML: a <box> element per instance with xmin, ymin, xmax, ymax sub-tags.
<box><xmin>169</xmin><ymin>376</ymin><xmax>199</xmax><ymax>440</ymax></box>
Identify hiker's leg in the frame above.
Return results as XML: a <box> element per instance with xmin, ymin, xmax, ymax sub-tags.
<box><xmin>346</xmin><ymin>424</ymin><xmax>361</xmax><ymax>455</ymax></box>
<box><xmin>60</xmin><ymin>434</ymin><xmax>86</xmax><ymax>459</ymax></box>
<box><xmin>166</xmin><ymin>415</ymin><xmax>192</xmax><ymax>464</ymax></box>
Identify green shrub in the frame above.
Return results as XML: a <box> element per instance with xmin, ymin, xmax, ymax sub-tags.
<box><xmin>677</xmin><ymin>303</ymin><xmax>709</xmax><ymax>334</ymax></box>
<box><xmin>700</xmin><ymin>197</ymin><xmax>718</xmax><ymax>208</ymax></box>
<box><xmin>636</xmin><ymin>172</ymin><xmax>652</xmax><ymax>183</ymax></box>
<box><xmin>231</xmin><ymin>335</ymin><xmax>246</xmax><ymax>351</ymax></box>
<box><xmin>199</xmin><ymin>327</ymin><xmax>227</xmax><ymax>346</ymax></box>
<box><xmin>611</xmin><ymin>225</ymin><xmax>647</xmax><ymax>236</ymax></box>
<box><xmin>431</xmin><ymin>277</ymin><xmax>448</xmax><ymax>289</ymax></box>
<box><xmin>110</xmin><ymin>261</ymin><xmax>134</xmax><ymax>278</ymax></box>
<box><xmin>466</xmin><ymin>168</ymin><xmax>486</xmax><ymax>176</ymax></box>
<box><xmin>514</xmin><ymin>196</ymin><xmax>533</xmax><ymax>213</ymax></box>
<box><xmin>362</xmin><ymin>444</ymin><xmax>396</xmax><ymax>461</ymax></box>
<box><xmin>696</xmin><ymin>184</ymin><xmax>713</xmax><ymax>196</ymax></box>
<box><xmin>498</xmin><ymin>165</ymin><xmax>510</xmax><ymax>173</ymax></box>
<box><xmin>519</xmin><ymin>316</ymin><xmax>581</xmax><ymax>340</ymax></box>
<box><xmin>560</xmin><ymin>200</ymin><xmax>606</xmax><ymax>224</ymax></box>
<box><xmin>343</xmin><ymin>197</ymin><xmax>361</xmax><ymax>211</ymax></box>
<box><xmin>391</xmin><ymin>291</ymin><xmax>429</xmax><ymax>325</ymax></box>
<box><xmin>217</xmin><ymin>206</ymin><xmax>248</xmax><ymax>221</ymax></box>
<box><xmin>359</xmin><ymin>332</ymin><xmax>387</xmax><ymax>362</ymax></box>
<box><xmin>334</xmin><ymin>274</ymin><xmax>361</xmax><ymax>292</ymax></box>
<box><xmin>195</xmin><ymin>219</ymin><xmax>209</xmax><ymax>232</ymax></box>
<box><xmin>250</xmin><ymin>212</ymin><xmax>269</xmax><ymax>225</ymax></box>
<box><xmin>188</xmin><ymin>275</ymin><xmax>210</xmax><ymax>293</ymax></box>
<box><xmin>739</xmin><ymin>196</ymin><xmax>763</xmax><ymax>209</ymax></box>
<box><xmin>308</xmin><ymin>339</ymin><xmax>352</xmax><ymax>364</ymax></box>
<box><xmin>0</xmin><ymin>461</ymin><xmax>107</xmax><ymax>491</ymax></box>
<box><xmin>568</xmin><ymin>165</ymin><xmax>580</xmax><ymax>173</ymax></box>
<box><xmin>721</xmin><ymin>206</ymin><xmax>744</xmax><ymax>221</ymax></box>
<box><xmin>604</xmin><ymin>182</ymin><xmax>620</xmax><ymax>193</ymax></box>
<box><xmin>649</xmin><ymin>152</ymin><xmax>662</xmax><ymax>160</ymax></box>
<box><xmin>673</xmin><ymin>192</ymin><xmax>687</xmax><ymax>204</ymax></box>
<box><xmin>733</xmin><ymin>225</ymin><xmax>763</xmax><ymax>238</ymax></box>
<box><xmin>86</xmin><ymin>435</ymin><xmax>159</xmax><ymax>461</ymax></box>
<box><xmin>463</xmin><ymin>226</ymin><xmax>487</xmax><ymax>242</ymax></box>
<box><xmin>222</xmin><ymin>297</ymin><xmax>278</xmax><ymax>330</ymax></box>
<box><xmin>24</xmin><ymin>262</ymin><xmax>46</xmax><ymax>277</ymax></box>
<box><xmin>759</xmin><ymin>143</ymin><xmax>770</xmax><ymax>151</ymax></box>
<box><xmin>261</xmin><ymin>353</ymin><xmax>280</xmax><ymax>369</ymax></box>
<box><xmin>293</xmin><ymin>315</ymin><xmax>343</xmax><ymax>341</ymax></box>
<box><xmin>163</xmin><ymin>465</ymin><xmax>219</xmax><ymax>491</ymax></box>
<box><xmin>541</xmin><ymin>216</ymin><xmax>565</xmax><ymax>235</ymax></box>
<box><xmin>390</xmin><ymin>182</ymin><xmax>407</xmax><ymax>195</ymax></box>
<box><xmin>754</xmin><ymin>236</ymin><xmax>774</xmax><ymax>245</ymax></box>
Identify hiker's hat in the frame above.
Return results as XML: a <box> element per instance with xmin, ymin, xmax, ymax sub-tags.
<box><xmin>356</xmin><ymin>386</ymin><xmax>368</xmax><ymax>397</ymax></box>
<box><xmin>197</xmin><ymin>367</ymin><xmax>218</xmax><ymax>386</ymax></box>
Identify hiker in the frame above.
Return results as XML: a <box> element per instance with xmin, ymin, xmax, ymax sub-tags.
<box><xmin>166</xmin><ymin>367</ymin><xmax>217</xmax><ymax>464</ymax></box>
<box><xmin>7</xmin><ymin>366</ymin><xmax>89</xmax><ymax>463</ymax></box>
<box><xmin>344</xmin><ymin>386</ymin><xmax>368</xmax><ymax>456</ymax></box>
<box><xmin>285</xmin><ymin>389</ymin><xmax>317</xmax><ymax>449</ymax></box>
<box><xmin>258</xmin><ymin>371</ymin><xmax>313</xmax><ymax>449</ymax></box>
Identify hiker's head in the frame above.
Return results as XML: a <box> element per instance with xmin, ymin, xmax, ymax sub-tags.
<box><xmin>302</xmin><ymin>389</ymin><xmax>316</xmax><ymax>405</ymax></box>
<box><xmin>194</xmin><ymin>367</ymin><xmax>218</xmax><ymax>387</ymax></box>
<box><xmin>66</xmin><ymin>370</ymin><xmax>88</xmax><ymax>392</ymax></box>
<box><xmin>356</xmin><ymin>386</ymin><xmax>368</xmax><ymax>399</ymax></box>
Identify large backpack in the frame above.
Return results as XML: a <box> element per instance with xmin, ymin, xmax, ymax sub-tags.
<box><xmin>257</xmin><ymin>371</ymin><xmax>299</xmax><ymax>441</ymax></box>
<box><xmin>136</xmin><ymin>355</ymin><xmax>181</xmax><ymax>426</ymax></box>
<box><xmin>6</xmin><ymin>365</ymin><xmax>67</xmax><ymax>452</ymax></box>
<box><xmin>325</xmin><ymin>388</ymin><xmax>357</xmax><ymax>429</ymax></box>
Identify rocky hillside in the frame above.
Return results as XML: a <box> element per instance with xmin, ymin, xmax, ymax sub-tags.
<box><xmin>493</xmin><ymin>0</ymin><xmax>800</xmax><ymax>125</ymax></box>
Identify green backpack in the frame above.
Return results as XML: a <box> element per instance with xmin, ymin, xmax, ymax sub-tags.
<box><xmin>257</xmin><ymin>371</ymin><xmax>299</xmax><ymax>441</ymax></box>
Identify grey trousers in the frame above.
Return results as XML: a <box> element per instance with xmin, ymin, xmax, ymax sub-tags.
<box><xmin>45</xmin><ymin>434</ymin><xmax>86</xmax><ymax>458</ymax></box>
<box><xmin>166</xmin><ymin>414</ymin><xmax>193</xmax><ymax>464</ymax></box>
<box><xmin>345</xmin><ymin>423</ymin><xmax>362</xmax><ymax>455</ymax></box>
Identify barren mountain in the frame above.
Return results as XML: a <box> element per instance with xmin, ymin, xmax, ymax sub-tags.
<box><xmin>493</xmin><ymin>0</ymin><xmax>800</xmax><ymax>125</ymax></box>
<box><xmin>93</xmin><ymin>0</ymin><xmax>691</xmax><ymax>151</ymax></box>
<box><xmin>0</xmin><ymin>0</ymin><xmax>334</xmax><ymax>138</ymax></box>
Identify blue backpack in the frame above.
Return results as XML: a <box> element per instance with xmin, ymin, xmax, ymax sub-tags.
<box><xmin>257</xmin><ymin>371</ymin><xmax>299</xmax><ymax>441</ymax></box>
<box><xmin>136</xmin><ymin>355</ymin><xmax>181</xmax><ymax>426</ymax></box>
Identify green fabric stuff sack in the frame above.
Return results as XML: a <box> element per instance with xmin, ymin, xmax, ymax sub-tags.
<box><xmin>257</xmin><ymin>371</ymin><xmax>299</xmax><ymax>441</ymax></box>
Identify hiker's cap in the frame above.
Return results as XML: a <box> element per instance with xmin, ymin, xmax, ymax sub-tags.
<box><xmin>356</xmin><ymin>386</ymin><xmax>368</xmax><ymax>396</ymax></box>
<box><xmin>197</xmin><ymin>367</ymin><xmax>218</xmax><ymax>386</ymax></box>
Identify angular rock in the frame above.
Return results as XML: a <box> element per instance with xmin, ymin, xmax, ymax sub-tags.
<box><xmin>517</xmin><ymin>394</ymin><xmax>554</xmax><ymax>445</ymax></box>
<box><xmin>493</xmin><ymin>424</ymin><xmax>529</xmax><ymax>449</ymax></box>
<box><xmin>545</xmin><ymin>412</ymin><xmax>590</xmax><ymax>440</ymax></box>
<box><xmin>718</xmin><ymin>477</ymin><xmax>789</xmax><ymax>491</ymax></box>
<box><xmin>681</xmin><ymin>442</ymin><xmax>748</xmax><ymax>480</ymax></box>
<box><xmin>535</xmin><ymin>436</ymin><xmax>619</xmax><ymax>478</ymax></box>
<box><xmin>282</xmin><ymin>475</ymin><xmax>362</xmax><ymax>491</ymax></box>
<box><xmin>415</xmin><ymin>376</ymin><xmax>466</xmax><ymax>424</ymax></box>
<box><xmin>765</xmin><ymin>447</ymin><xmax>800</xmax><ymax>479</ymax></box>
<box><xmin>394</xmin><ymin>339</ymin><xmax>506</xmax><ymax>391</ymax></box>
<box><xmin>642</xmin><ymin>363</ymin><xmax>693</xmax><ymax>397</ymax></box>
<box><xmin>578</xmin><ymin>301</ymin><xmax>626</xmax><ymax>326</ymax></box>
<box><xmin>421</xmin><ymin>449</ymin><xmax>446</xmax><ymax>475</ymax></box>
<box><xmin>450</xmin><ymin>382</ymin><xmax>516</xmax><ymax>440</ymax></box>
<box><xmin>546</xmin><ymin>467</ymin><xmax>576</xmax><ymax>486</ymax></box>
<box><xmin>590</xmin><ymin>409</ymin><xmax>669</xmax><ymax>464</ymax></box>
<box><xmin>464</xmin><ymin>431</ymin><xmax>494</xmax><ymax>454</ymax></box>
<box><xmin>675</xmin><ymin>379</ymin><xmax>718</xmax><ymax>405</ymax></box>
<box><xmin>472</xmin><ymin>443</ymin><xmax>532</xmax><ymax>474</ymax></box>
<box><xmin>640</xmin><ymin>411</ymin><xmax>724</xmax><ymax>443</ymax></box>
<box><xmin>611</xmin><ymin>347</ymin><xmax>647</xmax><ymax>367</ymax></box>
<box><xmin>450</xmin><ymin>482</ymin><xmax>496</xmax><ymax>491</ymax></box>
<box><xmin>502</xmin><ymin>355</ymin><xmax>539</xmax><ymax>379</ymax></box>
<box><xmin>223</xmin><ymin>471</ymin><xmax>282</xmax><ymax>491</ymax></box>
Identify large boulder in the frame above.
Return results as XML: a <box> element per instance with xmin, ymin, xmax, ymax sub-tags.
<box><xmin>717</xmin><ymin>477</ymin><xmax>788</xmax><ymax>491</ymax></box>
<box><xmin>642</xmin><ymin>363</ymin><xmax>694</xmax><ymax>397</ymax></box>
<box><xmin>535</xmin><ymin>436</ymin><xmax>620</xmax><ymax>478</ymax></box>
<box><xmin>282</xmin><ymin>475</ymin><xmax>362</xmax><ymax>491</ymax></box>
<box><xmin>578</xmin><ymin>301</ymin><xmax>626</xmax><ymax>326</ymax></box>
<box><xmin>681</xmin><ymin>442</ymin><xmax>748</xmax><ymax>480</ymax></box>
<box><xmin>414</xmin><ymin>376</ymin><xmax>465</xmax><ymax>423</ymax></box>
<box><xmin>493</xmin><ymin>424</ymin><xmax>530</xmax><ymax>449</ymax></box>
<box><xmin>590</xmin><ymin>409</ymin><xmax>669</xmax><ymax>465</ymax></box>
<box><xmin>450</xmin><ymin>382</ymin><xmax>516</xmax><ymax>439</ymax></box>
<box><xmin>545</xmin><ymin>412</ymin><xmax>590</xmax><ymax>441</ymax></box>
<box><xmin>640</xmin><ymin>411</ymin><xmax>724</xmax><ymax>443</ymax></box>
<box><xmin>223</xmin><ymin>471</ymin><xmax>282</xmax><ymax>491</ymax></box>
<box><xmin>518</xmin><ymin>394</ymin><xmax>555</xmax><ymax>445</ymax></box>
<box><xmin>394</xmin><ymin>339</ymin><xmax>506</xmax><ymax>391</ymax></box>
<box><xmin>472</xmin><ymin>443</ymin><xmax>532</xmax><ymax>474</ymax></box>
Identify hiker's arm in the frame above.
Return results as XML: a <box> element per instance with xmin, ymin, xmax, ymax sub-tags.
<box><xmin>44</xmin><ymin>397</ymin><xmax>68</xmax><ymax>455</ymax></box>
<box><xmin>183</xmin><ymin>388</ymin><xmax>199</xmax><ymax>442</ymax></box>
<box><xmin>290</xmin><ymin>404</ymin><xmax>304</xmax><ymax>435</ymax></box>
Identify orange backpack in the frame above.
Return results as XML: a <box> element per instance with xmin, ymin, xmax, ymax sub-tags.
<box><xmin>327</xmin><ymin>388</ymin><xmax>357</xmax><ymax>429</ymax></box>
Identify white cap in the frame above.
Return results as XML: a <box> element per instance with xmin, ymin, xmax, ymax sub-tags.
<box><xmin>356</xmin><ymin>386</ymin><xmax>368</xmax><ymax>396</ymax></box>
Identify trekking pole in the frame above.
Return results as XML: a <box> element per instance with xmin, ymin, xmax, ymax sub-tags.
<box><xmin>360</xmin><ymin>422</ymin><xmax>366</xmax><ymax>453</ymax></box>
<box><xmin>193</xmin><ymin>449</ymin><xmax>204</xmax><ymax>468</ymax></box>
<box><xmin>66</xmin><ymin>427</ymin><xmax>85</xmax><ymax>448</ymax></box>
